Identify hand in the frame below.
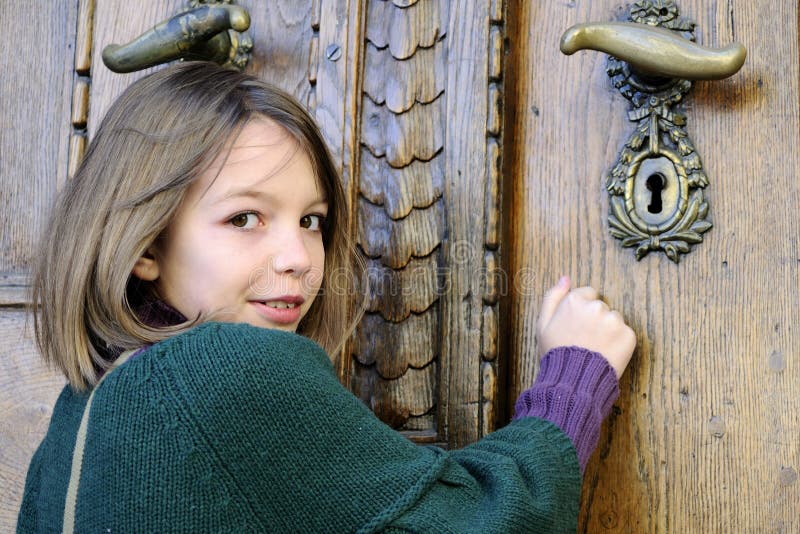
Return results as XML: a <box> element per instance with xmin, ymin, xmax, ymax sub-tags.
<box><xmin>536</xmin><ymin>276</ymin><xmax>636</xmax><ymax>379</ymax></box>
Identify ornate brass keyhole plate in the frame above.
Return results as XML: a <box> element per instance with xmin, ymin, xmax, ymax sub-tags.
<box><xmin>605</xmin><ymin>2</ymin><xmax>710</xmax><ymax>263</ymax></box>
<box><xmin>560</xmin><ymin>0</ymin><xmax>746</xmax><ymax>263</ymax></box>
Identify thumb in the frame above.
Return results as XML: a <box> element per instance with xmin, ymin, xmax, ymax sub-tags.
<box><xmin>537</xmin><ymin>275</ymin><xmax>570</xmax><ymax>328</ymax></box>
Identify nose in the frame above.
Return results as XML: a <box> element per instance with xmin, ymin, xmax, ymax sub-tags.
<box><xmin>269</xmin><ymin>226</ymin><xmax>313</xmax><ymax>277</ymax></box>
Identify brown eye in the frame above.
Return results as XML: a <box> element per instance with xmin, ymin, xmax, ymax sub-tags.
<box><xmin>229</xmin><ymin>213</ymin><xmax>258</xmax><ymax>229</ymax></box>
<box><xmin>300</xmin><ymin>214</ymin><xmax>324</xmax><ymax>231</ymax></box>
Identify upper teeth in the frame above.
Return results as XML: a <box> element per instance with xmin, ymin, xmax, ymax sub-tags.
<box><xmin>265</xmin><ymin>301</ymin><xmax>296</xmax><ymax>309</ymax></box>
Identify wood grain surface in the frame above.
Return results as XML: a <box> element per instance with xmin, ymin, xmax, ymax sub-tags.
<box><xmin>351</xmin><ymin>0</ymin><xmax>449</xmax><ymax>436</ymax></box>
<box><xmin>0</xmin><ymin>1</ymin><xmax>76</xmax><ymax>277</ymax></box>
<box><xmin>504</xmin><ymin>0</ymin><xmax>799</xmax><ymax>530</ymax></box>
<box><xmin>438</xmin><ymin>0</ymin><xmax>495</xmax><ymax>448</ymax></box>
<box><xmin>0</xmin><ymin>1</ymin><xmax>77</xmax><ymax>530</ymax></box>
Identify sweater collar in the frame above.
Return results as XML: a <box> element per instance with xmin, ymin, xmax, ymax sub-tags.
<box><xmin>134</xmin><ymin>298</ymin><xmax>188</xmax><ymax>328</ymax></box>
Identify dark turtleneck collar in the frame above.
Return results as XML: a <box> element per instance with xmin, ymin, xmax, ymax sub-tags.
<box><xmin>134</xmin><ymin>298</ymin><xmax>188</xmax><ymax>328</ymax></box>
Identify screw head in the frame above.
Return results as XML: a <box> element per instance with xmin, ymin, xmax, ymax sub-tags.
<box><xmin>325</xmin><ymin>43</ymin><xmax>342</xmax><ymax>61</ymax></box>
<box><xmin>325</xmin><ymin>43</ymin><xmax>342</xmax><ymax>62</ymax></box>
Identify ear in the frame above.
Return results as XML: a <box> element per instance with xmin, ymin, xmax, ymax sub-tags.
<box><xmin>131</xmin><ymin>249</ymin><xmax>160</xmax><ymax>281</ymax></box>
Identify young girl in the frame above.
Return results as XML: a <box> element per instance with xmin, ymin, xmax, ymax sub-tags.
<box><xmin>18</xmin><ymin>62</ymin><xmax>635</xmax><ymax>533</ymax></box>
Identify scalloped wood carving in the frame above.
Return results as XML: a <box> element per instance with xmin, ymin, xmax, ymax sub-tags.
<box><xmin>361</xmin><ymin>96</ymin><xmax>444</xmax><ymax>168</ymax></box>
<box><xmin>358</xmin><ymin>199</ymin><xmax>443</xmax><ymax>269</ymax></box>
<box><xmin>364</xmin><ymin>255</ymin><xmax>439</xmax><ymax>321</ymax></box>
<box><xmin>352</xmin><ymin>362</ymin><xmax>436</xmax><ymax>428</ymax></box>
<box><xmin>366</xmin><ymin>0</ymin><xmax>447</xmax><ymax>60</ymax></box>
<box><xmin>360</xmin><ymin>149</ymin><xmax>444</xmax><ymax>219</ymax></box>
<box><xmin>363</xmin><ymin>40</ymin><xmax>445</xmax><ymax>113</ymax></box>
<box><xmin>354</xmin><ymin>309</ymin><xmax>438</xmax><ymax>379</ymax></box>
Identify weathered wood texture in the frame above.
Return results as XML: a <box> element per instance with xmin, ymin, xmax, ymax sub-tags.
<box><xmin>313</xmin><ymin>0</ymin><xmax>365</xmax><ymax>386</ymax></box>
<box><xmin>0</xmin><ymin>0</ymin><xmax>77</xmax><ymax>296</ymax></box>
<box><xmin>439</xmin><ymin>0</ymin><xmax>505</xmax><ymax>447</ymax></box>
<box><xmin>0</xmin><ymin>1</ymin><xmax>78</xmax><ymax>530</ymax></box>
<box><xmin>505</xmin><ymin>0</ymin><xmax>799</xmax><ymax>530</ymax></box>
<box><xmin>68</xmin><ymin>0</ymin><xmax>95</xmax><ymax>178</ymax></box>
<box><xmin>0</xmin><ymin>313</ymin><xmax>66</xmax><ymax>530</ymax></box>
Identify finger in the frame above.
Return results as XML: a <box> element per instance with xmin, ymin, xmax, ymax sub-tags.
<box><xmin>588</xmin><ymin>299</ymin><xmax>610</xmax><ymax>314</ymax></box>
<box><xmin>538</xmin><ymin>276</ymin><xmax>571</xmax><ymax>327</ymax></box>
<box><xmin>570</xmin><ymin>286</ymin><xmax>599</xmax><ymax>302</ymax></box>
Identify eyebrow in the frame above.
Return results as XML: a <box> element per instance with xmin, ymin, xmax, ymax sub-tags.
<box><xmin>217</xmin><ymin>188</ymin><xmax>327</xmax><ymax>205</ymax></box>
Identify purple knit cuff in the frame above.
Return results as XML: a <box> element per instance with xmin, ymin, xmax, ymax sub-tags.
<box><xmin>513</xmin><ymin>346</ymin><xmax>619</xmax><ymax>473</ymax></box>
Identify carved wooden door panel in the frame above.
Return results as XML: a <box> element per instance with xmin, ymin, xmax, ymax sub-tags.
<box><xmin>505</xmin><ymin>0</ymin><xmax>799</xmax><ymax>531</ymax></box>
<box><xmin>2</xmin><ymin>0</ymin><xmax>507</xmax><ymax>529</ymax></box>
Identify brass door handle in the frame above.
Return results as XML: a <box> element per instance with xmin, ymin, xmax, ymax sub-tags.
<box><xmin>102</xmin><ymin>3</ymin><xmax>252</xmax><ymax>73</ymax></box>
<box><xmin>559</xmin><ymin>2</ymin><xmax>746</xmax><ymax>262</ymax></box>
<box><xmin>560</xmin><ymin>22</ymin><xmax>746</xmax><ymax>80</ymax></box>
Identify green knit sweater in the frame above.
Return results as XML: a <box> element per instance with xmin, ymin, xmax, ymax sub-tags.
<box><xmin>17</xmin><ymin>322</ymin><xmax>581</xmax><ymax>533</ymax></box>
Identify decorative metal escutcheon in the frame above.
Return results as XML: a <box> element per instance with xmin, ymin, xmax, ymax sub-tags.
<box><xmin>560</xmin><ymin>1</ymin><xmax>746</xmax><ymax>262</ymax></box>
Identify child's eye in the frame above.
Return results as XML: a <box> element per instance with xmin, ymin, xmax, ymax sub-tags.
<box><xmin>300</xmin><ymin>214</ymin><xmax>325</xmax><ymax>231</ymax></box>
<box><xmin>229</xmin><ymin>212</ymin><xmax>259</xmax><ymax>229</ymax></box>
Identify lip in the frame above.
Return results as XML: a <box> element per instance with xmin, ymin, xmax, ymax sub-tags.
<box><xmin>249</xmin><ymin>295</ymin><xmax>305</xmax><ymax>325</ymax></box>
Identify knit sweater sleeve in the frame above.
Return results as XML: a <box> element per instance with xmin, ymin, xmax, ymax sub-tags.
<box><xmin>152</xmin><ymin>323</ymin><xmax>583</xmax><ymax>533</ymax></box>
<box><xmin>15</xmin><ymin>442</ymin><xmax>43</xmax><ymax>533</ymax></box>
<box><xmin>512</xmin><ymin>346</ymin><xmax>620</xmax><ymax>472</ymax></box>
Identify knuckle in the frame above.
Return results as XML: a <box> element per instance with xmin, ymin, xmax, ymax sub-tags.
<box><xmin>589</xmin><ymin>300</ymin><xmax>606</xmax><ymax>313</ymax></box>
<box><xmin>624</xmin><ymin>326</ymin><xmax>637</xmax><ymax>342</ymax></box>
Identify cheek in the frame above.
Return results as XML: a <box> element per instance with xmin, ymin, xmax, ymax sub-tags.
<box><xmin>309</xmin><ymin>244</ymin><xmax>325</xmax><ymax>291</ymax></box>
<box><xmin>300</xmin><ymin>240</ymin><xmax>325</xmax><ymax>297</ymax></box>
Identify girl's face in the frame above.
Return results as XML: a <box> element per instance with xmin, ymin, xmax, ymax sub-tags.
<box><xmin>136</xmin><ymin>119</ymin><xmax>327</xmax><ymax>332</ymax></box>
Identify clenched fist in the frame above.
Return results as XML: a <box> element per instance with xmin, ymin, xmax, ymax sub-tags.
<box><xmin>537</xmin><ymin>276</ymin><xmax>636</xmax><ymax>379</ymax></box>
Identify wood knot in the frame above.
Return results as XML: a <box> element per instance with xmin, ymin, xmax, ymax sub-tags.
<box><xmin>779</xmin><ymin>467</ymin><xmax>798</xmax><ymax>486</ymax></box>
<box><xmin>708</xmin><ymin>416</ymin><xmax>726</xmax><ymax>438</ymax></box>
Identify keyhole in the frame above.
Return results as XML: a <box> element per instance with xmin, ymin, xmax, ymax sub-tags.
<box><xmin>646</xmin><ymin>173</ymin><xmax>665</xmax><ymax>214</ymax></box>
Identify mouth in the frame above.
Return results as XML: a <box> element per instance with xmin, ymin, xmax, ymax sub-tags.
<box><xmin>262</xmin><ymin>301</ymin><xmax>298</xmax><ymax>309</ymax></box>
<box><xmin>249</xmin><ymin>296</ymin><xmax>305</xmax><ymax>325</ymax></box>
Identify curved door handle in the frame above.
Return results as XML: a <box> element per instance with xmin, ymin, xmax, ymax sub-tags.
<box><xmin>102</xmin><ymin>3</ymin><xmax>252</xmax><ymax>73</ymax></box>
<box><xmin>560</xmin><ymin>22</ymin><xmax>746</xmax><ymax>80</ymax></box>
<box><xmin>559</xmin><ymin>2</ymin><xmax>746</xmax><ymax>263</ymax></box>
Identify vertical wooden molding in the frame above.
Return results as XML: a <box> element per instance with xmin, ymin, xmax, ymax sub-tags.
<box><xmin>307</xmin><ymin>0</ymin><xmax>320</xmax><ymax>111</ymax></box>
<box><xmin>311</xmin><ymin>0</ymin><xmax>321</xmax><ymax>31</ymax></box>
<box><xmin>439</xmin><ymin>0</ymin><xmax>492</xmax><ymax>448</ymax></box>
<box><xmin>480</xmin><ymin>0</ymin><xmax>505</xmax><ymax>436</ymax></box>
<box><xmin>68</xmin><ymin>0</ymin><xmax>95</xmax><ymax>181</ymax></box>
<box><xmin>74</xmin><ymin>0</ymin><xmax>94</xmax><ymax>75</ymax></box>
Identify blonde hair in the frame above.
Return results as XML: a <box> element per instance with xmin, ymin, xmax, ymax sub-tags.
<box><xmin>32</xmin><ymin>62</ymin><xmax>364</xmax><ymax>390</ymax></box>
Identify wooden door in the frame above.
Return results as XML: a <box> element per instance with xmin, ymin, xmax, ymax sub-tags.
<box><xmin>7</xmin><ymin>0</ymin><xmax>794</xmax><ymax>532</ymax></box>
<box><xmin>2</xmin><ymin>0</ymin><xmax>507</xmax><ymax>529</ymax></box>
<box><xmin>505</xmin><ymin>0</ymin><xmax>799</xmax><ymax>531</ymax></box>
